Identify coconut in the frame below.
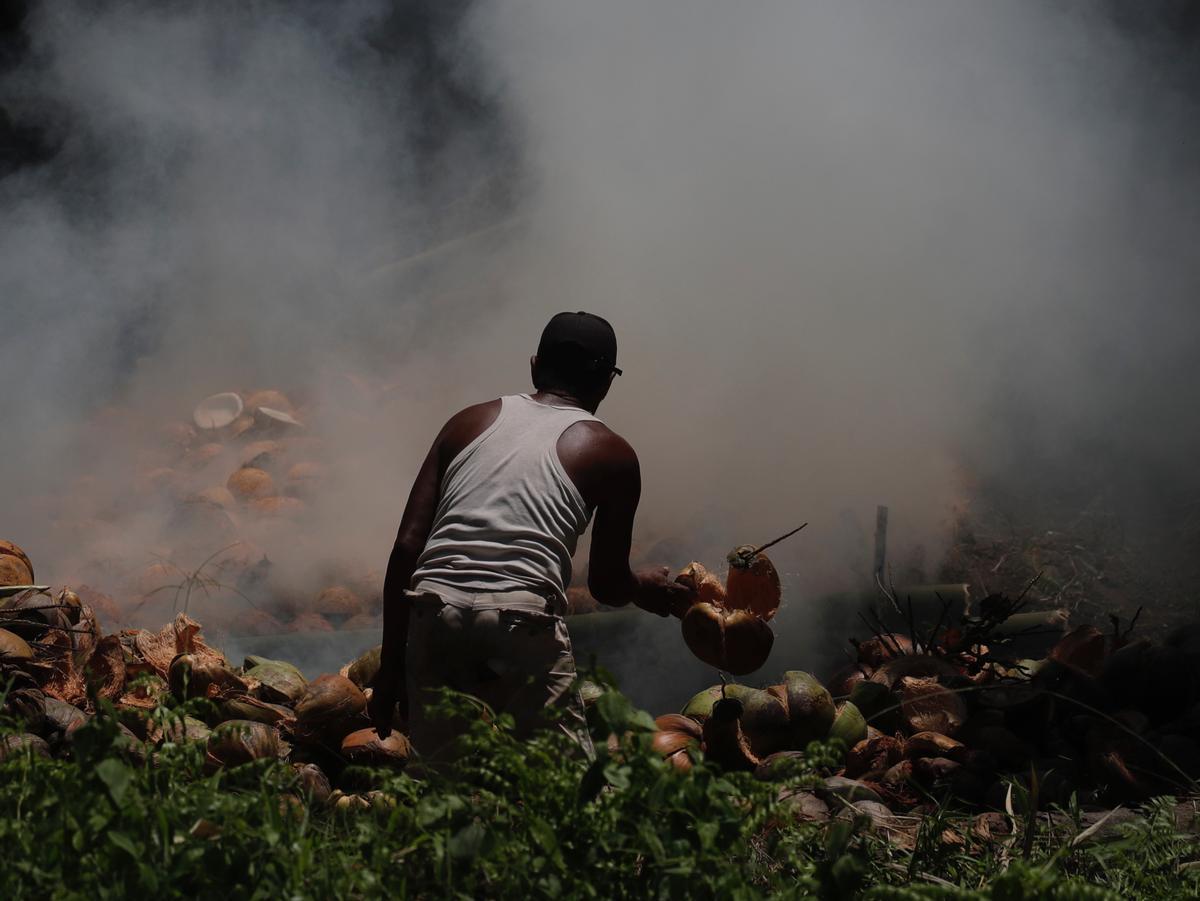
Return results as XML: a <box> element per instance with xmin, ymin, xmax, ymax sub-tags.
<box><xmin>246</xmin><ymin>659</ymin><xmax>307</xmax><ymax>705</ymax></box>
<box><xmin>168</xmin><ymin>653</ymin><xmax>246</xmax><ymax>700</ymax></box>
<box><xmin>43</xmin><ymin>697</ymin><xmax>89</xmax><ymax>737</ymax></box>
<box><xmin>725</xmin><ymin>546</ymin><xmax>782</xmax><ymax>620</ymax></box>
<box><xmin>674</xmin><ymin>562</ymin><xmax>727</xmax><ymax>606</ymax></box>
<box><xmin>341</xmin><ymin>645</ymin><xmax>382</xmax><ymax>690</ymax></box>
<box><xmin>293</xmin><ymin>762</ymin><xmax>332</xmax><ymax>804</ymax></box>
<box><xmin>294</xmin><ymin>675</ymin><xmax>368</xmax><ymax>743</ymax></box>
<box><xmin>341</xmin><ymin>613</ymin><xmax>380</xmax><ymax>632</ymax></box>
<box><xmin>163</xmin><ymin>715</ymin><xmax>213</xmax><ymax>744</ymax></box>
<box><xmin>194</xmin><ymin>392</ymin><xmax>244</xmax><ymax>430</ymax></box>
<box><xmin>220</xmin><ymin>695</ymin><xmax>293</xmax><ymax>726</ymax></box>
<box><xmin>83</xmin><ymin>635</ymin><xmax>126</xmax><ymax>701</ymax></box>
<box><xmin>1</xmin><ymin>588</ymin><xmax>70</xmax><ymax>640</ymax></box>
<box><xmin>653</xmin><ymin>713</ymin><xmax>704</xmax><ymax>740</ymax></box>
<box><xmin>897</xmin><ymin>676</ymin><xmax>967</xmax><ymax>736</ymax></box>
<box><xmin>341</xmin><ymin>727</ymin><xmax>412</xmax><ymax>769</ymax></box>
<box><xmin>855</xmin><ymin>634</ymin><xmax>915</xmax><ymax>668</ymax></box>
<box><xmin>254</xmin><ymin>406</ymin><xmax>304</xmax><ymax>431</ymax></box>
<box><xmin>827</xmin><ymin>664</ymin><xmax>871</xmax><ymax>697</ymax></box>
<box><xmin>240</xmin><ymin>440</ymin><xmax>286</xmax><ymax>470</ymax></box>
<box><xmin>753</xmin><ymin>750</ymin><xmax>809</xmax><ymax>782</ymax></box>
<box><xmin>0</xmin><ymin>555</ymin><xmax>33</xmax><ymax>588</ymax></box>
<box><xmin>847</xmin><ymin>681</ymin><xmax>900</xmax><ymax>732</ymax></box>
<box><xmin>652</xmin><ymin>713</ymin><xmax>703</xmax><ymax>772</ymax></box>
<box><xmin>58</xmin><ymin>588</ymin><xmax>82</xmax><ymax>625</ymax></box>
<box><xmin>315</xmin><ymin>586</ymin><xmax>364</xmax><ymax>620</ymax></box>
<box><xmin>288</xmin><ymin>612</ymin><xmax>334</xmax><ymax>633</ymax></box>
<box><xmin>681</xmin><ymin>685</ymin><xmax>725</xmax><ymax>721</ymax></box>
<box><xmin>228</xmin><ymin>610</ymin><xmax>285</xmax><ymax>636</ymax></box>
<box><xmin>0</xmin><ymin>733</ymin><xmax>51</xmax><ymax>761</ymax></box>
<box><xmin>700</xmin><ymin>696</ymin><xmax>760</xmax><ymax>771</ymax></box>
<box><xmin>206</xmin><ymin>719</ymin><xmax>281</xmax><ymax>768</ymax></box>
<box><xmin>680</xmin><ymin>603</ymin><xmax>773</xmax><ymax>675</ymax></box>
<box><xmin>869</xmin><ymin>654</ymin><xmax>959</xmax><ymax>690</ymax></box>
<box><xmin>244</xmin><ymin>389</ymin><xmax>294</xmax><ymax>415</ymax></box>
<box><xmin>783</xmin><ymin>671</ymin><xmax>836</xmax><ymax>746</ymax></box>
<box><xmin>248</xmin><ymin>496</ymin><xmax>306</xmax><ymax>520</ymax></box>
<box><xmin>181</xmin><ymin>442</ymin><xmax>227</xmax><ymax>470</ymax></box>
<box><xmin>903</xmin><ymin>731</ymin><xmax>967</xmax><ymax>763</ymax></box>
<box><xmin>740</xmin><ymin>688</ymin><xmax>792</xmax><ymax>756</ymax></box>
<box><xmin>845</xmin><ymin>735</ymin><xmax>904</xmax><ymax>780</ymax></box>
<box><xmin>0</xmin><ymin>540</ymin><xmax>34</xmax><ymax>580</ymax></box>
<box><xmin>1049</xmin><ymin>625</ymin><xmax>1107</xmax><ymax>678</ymax></box>
<box><xmin>227</xmin><ymin>467</ymin><xmax>274</xmax><ymax>501</ymax></box>
<box><xmin>829</xmin><ymin>702</ymin><xmax>868</xmax><ymax>750</ymax></box>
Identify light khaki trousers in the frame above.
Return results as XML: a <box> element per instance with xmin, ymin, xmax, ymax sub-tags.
<box><xmin>405</xmin><ymin>581</ymin><xmax>594</xmax><ymax>761</ymax></box>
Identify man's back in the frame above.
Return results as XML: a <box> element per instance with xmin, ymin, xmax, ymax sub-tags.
<box><xmin>411</xmin><ymin>393</ymin><xmax>602</xmax><ymax>607</ymax></box>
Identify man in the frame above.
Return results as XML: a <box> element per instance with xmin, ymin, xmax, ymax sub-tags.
<box><xmin>368</xmin><ymin>311</ymin><xmax>692</xmax><ymax>756</ymax></box>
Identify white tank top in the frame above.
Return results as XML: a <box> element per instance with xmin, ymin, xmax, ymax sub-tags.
<box><xmin>411</xmin><ymin>394</ymin><xmax>600</xmax><ymax>606</ymax></box>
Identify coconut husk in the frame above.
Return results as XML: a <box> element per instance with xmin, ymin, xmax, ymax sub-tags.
<box><xmin>898</xmin><ymin>676</ymin><xmax>967</xmax><ymax>736</ymax></box>
<box><xmin>740</xmin><ymin>688</ymin><xmax>792</xmax><ymax>756</ymax></box>
<box><xmin>0</xmin><ymin>540</ymin><xmax>34</xmax><ymax>581</ymax></box>
<box><xmin>829</xmin><ymin>702</ymin><xmax>868</xmax><ymax>750</ymax></box>
<box><xmin>292</xmin><ymin>762</ymin><xmax>332</xmax><ymax>804</ymax></box>
<box><xmin>0</xmin><ymin>555</ymin><xmax>33</xmax><ymax>588</ymax></box>
<box><xmin>314</xmin><ymin>586</ymin><xmax>364</xmax><ymax>619</ymax></box>
<box><xmin>341</xmin><ymin>613</ymin><xmax>380</xmax><ymax>632</ymax></box>
<box><xmin>205</xmin><ymin>719</ymin><xmax>281</xmax><ymax>769</ymax></box>
<box><xmin>341</xmin><ymin>727</ymin><xmax>412</xmax><ymax>769</ymax></box>
<box><xmin>74</xmin><ymin>587</ymin><xmax>120</xmax><ymax>627</ymax></box>
<box><xmin>680</xmin><ymin>685</ymin><xmax>726</xmax><ymax>721</ymax></box>
<box><xmin>725</xmin><ymin>547</ymin><xmax>782</xmax><ymax>621</ymax></box>
<box><xmin>284</xmin><ymin>461</ymin><xmax>325</xmax><ymax>499</ymax></box>
<box><xmin>220</xmin><ymin>694</ymin><xmax>293</xmax><ymax>725</ymax></box>
<box><xmin>869</xmin><ymin>655</ymin><xmax>959</xmax><ymax>690</ymax></box>
<box><xmin>903</xmin><ymin>731</ymin><xmax>967</xmax><ymax>763</ymax></box>
<box><xmin>783</xmin><ymin>670</ymin><xmax>836</xmax><ymax>746</ymax></box>
<box><xmin>240</xmin><ymin>440</ymin><xmax>286</xmax><ymax>469</ymax></box>
<box><xmin>118</xmin><ymin>673</ymin><xmax>169</xmax><ymax>710</ymax></box>
<box><xmin>0</xmin><ymin>734</ymin><xmax>51</xmax><ymax>761</ymax></box>
<box><xmin>288</xmin><ymin>612</ymin><xmax>334</xmax><ymax>633</ymax></box>
<box><xmin>654</xmin><ymin>713</ymin><xmax>704</xmax><ymax>741</ymax></box>
<box><xmin>827</xmin><ymin>664</ymin><xmax>871</xmax><ymax>697</ymax></box>
<box><xmin>340</xmin><ymin>645</ymin><xmax>381</xmax><ymax>690</ymax></box>
<box><xmin>294</xmin><ymin>675</ymin><xmax>368</xmax><ymax>745</ymax></box>
<box><xmin>134</xmin><ymin>613</ymin><xmax>224</xmax><ymax>678</ymax></box>
<box><xmin>245</xmin><ymin>659</ymin><xmax>307</xmax><ymax>705</ymax></box>
<box><xmin>856</xmin><ymin>634</ymin><xmax>915</xmax><ymax>668</ymax></box>
<box><xmin>675</xmin><ymin>562</ymin><xmax>727</xmax><ymax>607</ymax></box>
<box><xmin>1050</xmin><ymin>625</ymin><xmax>1107</xmax><ymax>678</ymax></box>
<box><xmin>181</xmin><ymin>442</ymin><xmax>227</xmax><ymax>470</ymax></box>
<box><xmin>168</xmin><ymin>653</ymin><xmax>246</xmax><ymax>701</ymax></box>
<box><xmin>82</xmin><ymin>635</ymin><xmax>126</xmax><ymax>703</ymax></box>
<box><xmin>700</xmin><ymin>696</ymin><xmax>760</xmax><ymax>771</ymax></box>
<box><xmin>247</xmin><ymin>496</ymin><xmax>306</xmax><ymax>519</ymax></box>
<box><xmin>845</xmin><ymin>735</ymin><xmax>904</xmax><ymax>780</ymax></box>
<box><xmin>227</xmin><ymin>467</ymin><xmax>274</xmax><ymax>500</ymax></box>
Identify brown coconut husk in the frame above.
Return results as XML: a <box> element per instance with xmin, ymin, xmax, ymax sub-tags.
<box><xmin>845</xmin><ymin>735</ymin><xmax>904</xmax><ymax>780</ymax></box>
<box><xmin>247</xmin><ymin>496</ymin><xmax>306</xmax><ymax>519</ymax></box>
<box><xmin>134</xmin><ymin>613</ymin><xmax>225</xmax><ymax>678</ymax></box>
<box><xmin>227</xmin><ymin>467</ymin><xmax>274</xmax><ymax>500</ymax></box>
<box><xmin>206</xmin><ymin>719</ymin><xmax>282</xmax><ymax>770</ymax></box>
<box><xmin>341</xmin><ymin>727</ymin><xmax>412</xmax><ymax>769</ymax></box>
<box><xmin>294</xmin><ymin>674</ymin><xmax>368</xmax><ymax>744</ymax></box>
<box><xmin>1050</xmin><ymin>625</ymin><xmax>1108</xmax><ymax>678</ymax></box>
<box><xmin>0</xmin><ymin>555</ymin><xmax>33</xmax><ymax>588</ymax></box>
<box><xmin>903</xmin><ymin>731</ymin><xmax>968</xmax><ymax>763</ymax></box>
<box><xmin>83</xmin><ymin>635</ymin><xmax>126</xmax><ymax>703</ymax></box>
<box><xmin>898</xmin><ymin>676</ymin><xmax>967</xmax><ymax>736</ymax></box>
<box><xmin>725</xmin><ymin>547</ymin><xmax>782</xmax><ymax>620</ymax></box>
<box><xmin>0</xmin><ymin>540</ymin><xmax>34</xmax><ymax>580</ymax></box>
<box><xmin>700</xmin><ymin>696</ymin><xmax>761</xmax><ymax>771</ymax></box>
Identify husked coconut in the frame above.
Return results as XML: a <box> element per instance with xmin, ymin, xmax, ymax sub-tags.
<box><xmin>284</xmin><ymin>461</ymin><xmax>325</xmax><ymax>498</ymax></box>
<box><xmin>241</xmin><ymin>440</ymin><xmax>286</xmax><ymax>469</ymax></box>
<box><xmin>206</xmin><ymin>720</ymin><xmax>281</xmax><ymax>768</ymax></box>
<box><xmin>248</xmin><ymin>496</ymin><xmax>305</xmax><ymax>519</ymax></box>
<box><xmin>189</xmin><ymin>485</ymin><xmax>237</xmax><ymax>509</ymax></box>
<box><xmin>193</xmin><ymin>392</ymin><xmax>244</xmax><ymax>430</ymax></box>
<box><xmin>341</xmin><ymin>727</ymin><xmax>412</xmax><ymax>769</ymax></box>
<box><xmin>725</xmin><ymin>546</ymin><xmax>782</xmax><ymax>620</ymax></box>
<box><xmin>0</xmin><ymin>555</ymin><xmax>33</xmax><ymax>587</ymax></box>
<box><xmin>898</xmin><ymin>676</ymin><xmax>967</xmax><ymax>736</ymax></box>
<box><xmin>315</xmin><ymin>586</ymin><xmax>364</xmax><ymax>619</ymax></box>
<box><xmin>288</xmin><ymin>612</ymin><xmax>335</xmax><ymax>633</ymax></box>
<box><xmin>294</xmin><ymin>674</ymin><xmax>368</xmax><ymax>743</ymax></box>
<box><xmin>227</xmin><ymin>467</ymin><xmax>274</xmax><ymax>500</ymax></box>
<box><xmin>0</xmin><ymin>540</ymin><xmax>35</xmax><ymax>579</ymax></box>
<box><xmin>181</xmin><ymin>442</ymin><xmax>226</xmax><ymax>470</ymax></box>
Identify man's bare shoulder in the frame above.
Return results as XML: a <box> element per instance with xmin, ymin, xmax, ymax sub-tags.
<box><xmin>559</xmin><ymin>420</ymin><xmax>639</xmax><ymax>487</ymax></box>
<box><xmin>436</xmin><ymin>399</ymin><xmax>502</xmax><ymax>462</ymax></box>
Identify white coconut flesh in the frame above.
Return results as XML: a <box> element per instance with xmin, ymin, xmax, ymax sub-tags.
<box><xmin>193</xmin><ymin>393</ymin><xmax>244</xmax><ymax>430</ymax></box>
<box><xmin>254</xmin><ymin>407</ymin><xmax>304</xmax><ymax>428</ymax></box>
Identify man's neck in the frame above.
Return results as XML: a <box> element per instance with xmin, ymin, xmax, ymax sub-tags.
<box><xmin>530</xmin><ymin>389</ymin><xmax>591</xmax><ymax>412</ymax></box>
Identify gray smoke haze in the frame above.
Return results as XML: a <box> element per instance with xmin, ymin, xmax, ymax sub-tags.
<box><xmin>2</xmin><ymin>1</ymin><xmax>1198</xmax><ymax>686</ymax></box>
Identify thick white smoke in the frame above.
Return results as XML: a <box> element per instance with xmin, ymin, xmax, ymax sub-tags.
<box><xmin>1</xmin><ymin>2</ymin><xmax>1197</xmax><ymax>686</ymax></box>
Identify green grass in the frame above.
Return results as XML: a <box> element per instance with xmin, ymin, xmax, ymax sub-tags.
<box><xmin>1</xmin><ymin>687</ymin><xmax>1199</xmax><ymax>899</ymax></box>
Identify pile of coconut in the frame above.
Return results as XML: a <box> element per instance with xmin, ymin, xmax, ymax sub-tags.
<box><xmin>0</xmin><ymin>540</ymin><xmax>402</xmax><ymax>811</ymax></box>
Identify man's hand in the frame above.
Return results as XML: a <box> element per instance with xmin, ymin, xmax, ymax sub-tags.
<box><xmin>633</xmin><ymin>566</ymin><xmax>696</xmax><ymax>618</ymax></box>
<box><xmin>368</xmin><ymin>667</ymin><xmax>408</xmax><ymax>740</ymax></box>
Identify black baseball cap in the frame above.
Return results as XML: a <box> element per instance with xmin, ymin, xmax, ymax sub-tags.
<box><xmin>536</xmin><ymin>311</ymin><xmax>621</xmax><ymax>376</ymax></box>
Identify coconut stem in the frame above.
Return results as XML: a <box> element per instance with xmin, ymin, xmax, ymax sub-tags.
<box><xmin>749</xmin><ymin>522</ymin><xmax>808</xmax><ymax>557</ymax></box>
